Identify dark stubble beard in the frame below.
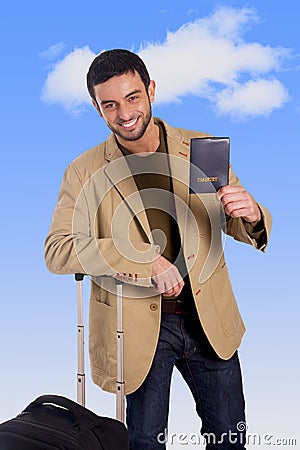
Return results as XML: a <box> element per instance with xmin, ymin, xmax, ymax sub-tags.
<box><xmin>109</xmin><ymin>99</ymin><xmax>152</xmax><ymax>142</ymax></box>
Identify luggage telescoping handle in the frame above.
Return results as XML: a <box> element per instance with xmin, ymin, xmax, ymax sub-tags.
<box><xmin>116</xmin><ymin>279</ymin><xmax>125</xmax><ymax>423</ymax></box>
<box><xmin>74</xmin><ymin>274</ymin><xmax>125</xmax><ymax>423</ymax></box>
<box><xmin>75</xmin><ymin>273</ymin><xmax>85</xmax><ymax>407</ymax></box>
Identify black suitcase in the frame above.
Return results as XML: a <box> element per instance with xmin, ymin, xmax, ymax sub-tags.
<box><xmin>0</xmin><ymin>275</ymin><xmax>128</xmax><ymax>449</ymax></box>
<box><xmin>0</xmin><ymin>394</ymin><xmax>129</xmax><ymax>449</ymax></box>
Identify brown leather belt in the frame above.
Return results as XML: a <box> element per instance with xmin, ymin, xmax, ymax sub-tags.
<box><xmin>161</xmin><ymin>299</ymin><xmax>191</xmax><ymax>314</ymax></box>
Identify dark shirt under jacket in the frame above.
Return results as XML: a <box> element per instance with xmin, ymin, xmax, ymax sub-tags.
<box><xmin>118</xmin><ymin>122</ymin><xmax>195</xmax><ymax>309</ymax></box>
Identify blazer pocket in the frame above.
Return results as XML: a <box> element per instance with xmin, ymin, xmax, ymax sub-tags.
<box><xmin>209</xmin><ymin>264</ymin><xmax>242</xmax><ymax>337</ymax></box>
<box><xmin>89</xmin><ymin>300</ymin><xmax>117</xmax><ymax>376</ymax></box>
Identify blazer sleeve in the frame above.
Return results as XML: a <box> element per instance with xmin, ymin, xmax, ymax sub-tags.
<box><xmin>44</xmin><ymin>163</ymin><xmax>158</xmax><ymax>287</ymax></box>
<box><xmin>225</xmin><ymin>166</ymin><xmax>272</xmax><ymax>252</ymax></box>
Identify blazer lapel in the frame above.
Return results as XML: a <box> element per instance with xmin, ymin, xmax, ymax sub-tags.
<box><xmin>163</xmin><ymin>122</ymin><xmax>191</xmax><ymax>239</ymax></box>
<box><xmin>163</xmin><ymin>122</ymin><xmax>190</xmax><ymax>205</ymax></box>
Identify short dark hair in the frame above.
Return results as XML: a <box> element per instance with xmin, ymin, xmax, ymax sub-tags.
<box><xmin>87</xmin><ymin>49</ymin><xmax>151</xmax><ymax>102</ymax></box>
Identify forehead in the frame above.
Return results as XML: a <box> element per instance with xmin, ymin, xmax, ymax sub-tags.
<box><xmin>93</xmin><ymin>71</ymin><xmax>145</xmax><ymax>101</ymax></box>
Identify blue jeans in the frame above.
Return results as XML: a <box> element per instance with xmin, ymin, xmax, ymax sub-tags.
<box><xmin>126</xmin><ymin>313</ymin><xmax>246</xmax><ymax>449</ymax></box>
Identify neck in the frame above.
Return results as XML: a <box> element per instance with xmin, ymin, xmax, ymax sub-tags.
<box><xmin>116</xmin><ymin>119</ymin><xmax>160</xmax><ymax>154</ymax></box>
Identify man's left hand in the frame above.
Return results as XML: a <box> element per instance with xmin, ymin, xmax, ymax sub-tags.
<box><xmin>217</xmin><ymin>185</ymin><xmax>261</xmax><ymax>227</ymax></box>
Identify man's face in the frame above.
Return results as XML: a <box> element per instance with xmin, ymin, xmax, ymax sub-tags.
<box><xmin>93</xmin><ymin>71</ymin><xmax>156</xmax><ymax>143</ymax></box>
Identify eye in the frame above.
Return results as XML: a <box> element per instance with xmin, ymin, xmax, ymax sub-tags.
<box><xmin>104</xmin><ymin>102</ymin><xmax>116</xmax><ymax>110</ymax></box>
<box><xmin>128</xmin><ymin>95</ymin><xmax>139</xmax><ymax>102</ymax></box>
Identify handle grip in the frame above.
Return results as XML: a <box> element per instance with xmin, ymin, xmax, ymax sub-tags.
<box><xmin>75</xmin><ymin>273</ymin><xmax>84</xmax><ymax>281</ymax></box>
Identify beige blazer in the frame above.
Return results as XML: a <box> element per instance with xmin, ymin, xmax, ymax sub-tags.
<box><xmin>45</xmin><ymin>119</ymin><xmax>272</xmax><ymax>394</ymax></box>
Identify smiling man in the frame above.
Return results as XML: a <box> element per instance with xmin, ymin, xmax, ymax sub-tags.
<box><xmin>45</xmin><ymin>49</ymin><xmax>272</xmax><ymax>449</ymax></box>
<box><xmin>94</xmin><ymin>72</ymin><xmax>155</xmax><ymax>143</ymax></box>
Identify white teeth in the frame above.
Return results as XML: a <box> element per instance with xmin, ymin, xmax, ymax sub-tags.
<box><xmin>122</xmin><ymin>118</ymin><xmax>137</xmax><ymax>128</ymax></box>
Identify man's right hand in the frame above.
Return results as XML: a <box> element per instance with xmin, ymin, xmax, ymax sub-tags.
<box><xmin>151</xmin><ymin>253</ymin><xmax>184</xmax><ymax>297</ymax></box>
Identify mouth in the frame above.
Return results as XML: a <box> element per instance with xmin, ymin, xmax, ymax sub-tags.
<box><xmin>119</xmin><ymin>117</ymin><xmax>138</xmax><ymax>129</ymax></box>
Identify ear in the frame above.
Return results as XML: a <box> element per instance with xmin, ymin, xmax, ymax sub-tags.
<box><xmin>148</xmin><ymin>80</ymin><xmax>156</xmax><ymax>103</ymax></box>
<box><xmin>92</xmin><ymin>99</ymin><xmax>103</xmax><ymax>117</ymax></box>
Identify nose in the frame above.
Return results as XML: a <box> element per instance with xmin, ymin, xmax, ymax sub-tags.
<box><xmin>118</xmin><ymin>103</ymin><xmax>134</xmax><ymax>121</ymax></box>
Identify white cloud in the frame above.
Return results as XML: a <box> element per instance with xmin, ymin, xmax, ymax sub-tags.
<box><xmin>41</xmin><ymin>46</ymin><xmax>96</xmax><ymax>112</ymax></box>
<box><xmin>201</xmin><ymin>5</ymin><xmax>260</xmax><ymax>40</ymax></box>
<box><xmin>139</xmin><ymin>6</ymin><xmax>291</xmax><ymax>115</ymax></box>
<box><xmin>39</xmin><ymin>42</ymin><xmax>66</xmax><ymax>60</ymax></box>
<box><xmin>40</xmin><ymin>6</ymin><xmax>292</xmax><ymax>118</ymax></box>
<box><xmin>215</xmin><ymin>79</ymin><xmax>290</xmax><ymax>119</ymax></box>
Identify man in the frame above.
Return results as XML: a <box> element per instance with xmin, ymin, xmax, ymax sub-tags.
<box><xmin>45</xmin><ymin>49</ymin><xmax>272</xmax><ymax>449</ymax></box>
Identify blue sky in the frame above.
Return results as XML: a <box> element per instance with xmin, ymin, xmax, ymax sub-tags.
<box><xmin>1</xmin><ymin>0</ymin><xmax>299</xmax><ymax>447</ymax></box>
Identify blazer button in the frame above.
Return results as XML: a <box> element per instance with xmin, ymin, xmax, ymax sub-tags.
<box><xmin>150</xmin><ymin>303</ymin><xmax>158</xmax><ymax>311</ymax></box>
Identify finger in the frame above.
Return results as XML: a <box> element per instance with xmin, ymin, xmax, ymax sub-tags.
<box><xmin>226</xmin><ymin>207</ymin><xmax>254</xmax><ymax>219</ymax></box>
<box><xmin>154</xmin><ymin>278</ymin><xmax>165</xmax><ymax>294</ymax></box>
<box><xmin>154</xmin><ymin>278</ymin><xmax>184</xmax><ymax>296</ymax></box>
<box><xmin>162</xmin><ymin>276</ymin><xmax>183</xmax><ymax>296</ymax></box>
<box><xmin>163</xmin><ymin>288</ymin><xmax>176</xmax><ymax>297</ymax></box>
<box><xmin>172</xmin><ymin>276</ymin><xmax>184</xmax><ymax>297</ymax></box>
<box><xmin>220</xmin><ymin>192</ymin><xmax>249</xmax><ymax>208</ymax></box>
<box><xmin>217</xmin><ymin>185</ymin><xmax>244</xmax><ymax>200</ymax></box>
<box><xmin>224</xmin><ymin>200</ymin><xmax>252</xmax><ymax>216</ymax></box>
<box><xmin>164</xmin><ymin>273</ymin><xmax>179</xmax><ymax>292</ymax></box>
<box><xmin>174</xmin><ymin>284</ymin><xmax>184</xmax><ymax>297</ymax></box>
<box><xmin>153</xmin><ymin>272</ymin><xmax>176</xmax><ymax>294</ymax></box>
